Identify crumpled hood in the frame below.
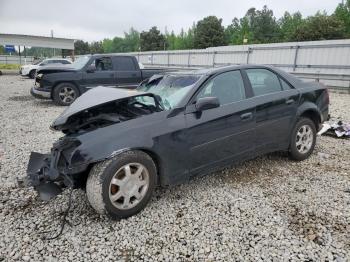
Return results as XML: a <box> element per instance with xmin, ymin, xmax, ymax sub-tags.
<box><xmin>51</xmin><ymin>86</ymin><xmax>152</xmax><ymax>129</ymax></box>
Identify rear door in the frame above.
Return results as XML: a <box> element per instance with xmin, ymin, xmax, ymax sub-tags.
<box><xmin>185</xmin><ymin>70</ymin><xmax>256</xmax><ymax>173</ymax></box>
<box><xmin>113</xmin><ymin>56</ymin><xmax>142</xmax><ymax>88</ymax></box>
<box><xmin>82</xmin><ymin>57</ymin><xmax>115</xmax><ymax>88</ymax></box>
<box><xmin>243</xmin><ymin>68</ymin><xmax>299</xmax><ymax>154</ymax></box>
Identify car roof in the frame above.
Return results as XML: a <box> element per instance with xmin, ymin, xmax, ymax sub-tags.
<box><xmin>44</xmin><ymin>58</ymin><xmax>70</xmax><ymax>61</ymax></box>
<box><xmin>91</xmin><ymin>54</ymin><xmax>135</xmax><ymax>58</ymax></box>
<box><xmin>152</xmin><ymin>64</ymin><xmax>302</xmax><ymax>89</ymax></box>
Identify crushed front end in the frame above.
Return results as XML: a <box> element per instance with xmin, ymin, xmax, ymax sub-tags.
<box><xmin>18</xmin><ymin>137</ymin><xmax>86</xmax><ymax>201</ymax></box>
<box><xmin>21</xmin><ymin>86</ymin><xmax>162</xmax><ymax>201</ymax></box>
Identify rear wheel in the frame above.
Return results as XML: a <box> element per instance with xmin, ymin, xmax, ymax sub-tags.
<box><xmin>289</xmin><ymin>117</ymin><xmax>316</xmax><ymax>161</ymax></box>
<box><xmin>52</xmin><ymin>83</ymin><xmax>79</xmax><ymax>106</ymax></box>
<box><xmin>86</xmin><ymin>150</ymin><xmax>157</xmax><ymax>219</ymax></box>
<box><xmin>29</xmin><ymin>69</ymin><xmax>36</xmax><ymax>79</ymax></box>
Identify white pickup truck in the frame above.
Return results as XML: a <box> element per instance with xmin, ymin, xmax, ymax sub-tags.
<box><xmin>20</xmin><ymin>58</ymin><xmax>72</xmax><ymax>78</ymax></box>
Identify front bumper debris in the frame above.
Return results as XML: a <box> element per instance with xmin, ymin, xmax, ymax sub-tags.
<box><xmin>18</xmin><ymin>152</ymin><xmax>71</xmax><ymax>201</ymax></box>
<box><xmin>30</xmin><ymin>87</ymin><xmax>51</xmax><ymax>99</ymax></box>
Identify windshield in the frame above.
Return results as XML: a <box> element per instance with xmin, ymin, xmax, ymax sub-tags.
<box><xmin>72</xmin><ymin>56</ymin><xmax>91</xmax><ymax>69</ymax></box>
<box><xmin>137</xmin><ymin>74</ymin><xmax>201</xmax><ymax>110</ymax></box>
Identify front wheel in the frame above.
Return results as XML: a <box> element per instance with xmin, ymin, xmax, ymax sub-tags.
<box><xmin>289</xmin><ymin>117</ymin><xmax>316</xmax><ymax>161</ymax></box>
<box><xmin>52</xmin><ymin>83</ymin><xmax>79</xmax><ymax>106</ymax></box>
<box><xmin>29</xmin><ymin>69</ymin><xmax>36</xmax><ymax>79</ymax></box>
<box><xmin>86</xmin><ymin>151</ymin><xmax>157</xmax><ymax>219</ymax></box>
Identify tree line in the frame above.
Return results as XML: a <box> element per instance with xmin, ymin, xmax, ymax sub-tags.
<box><xmin>73</xmin><ymin>1</ymin><xmax>350</xmax><ymax>55</ymax></box>
<box><xmin>1</xmin><ymin>1</ymin><xmax>350</xmax><ymax>56</ymax></box>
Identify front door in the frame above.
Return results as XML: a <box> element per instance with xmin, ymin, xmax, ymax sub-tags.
<box><xmin>185</xmin><ymin>70</ymin><xmax>256</xmax><ymax>174</ymax></box>
<box><xmin>82</xmin><ymin>57</ymin><xmax>116</xmax><ymax>89</ymax></box>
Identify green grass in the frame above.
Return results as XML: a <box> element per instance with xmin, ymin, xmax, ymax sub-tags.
<box><xmin>0</xmin><ymin>64</ymin><xmax>20</xmax><ymax>70</ymax></box>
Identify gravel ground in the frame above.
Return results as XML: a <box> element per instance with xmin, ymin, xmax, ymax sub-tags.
<box><xmin>0</xmin><ymin>75</ymin><xmax>349</xmax><ymax>261</ymax></box>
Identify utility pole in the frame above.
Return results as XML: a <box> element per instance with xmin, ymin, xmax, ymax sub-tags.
<box><xmin>51</xmin><ymin>29</ymin><xmax>55</xmax><ymax>57</ymax></box>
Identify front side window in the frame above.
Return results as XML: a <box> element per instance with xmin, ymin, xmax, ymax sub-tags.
<box><xmin>245</xmin><ymin>69</ymin><xmax>282</xmax><ymax>96</ymax></box>
<box><xmin>196</xmin><ymin>70</ymin><xmax>246</xmax><ymax>105</ymax></box>
<box><xmin>89</xmin><ymin>57</ymin><xmax>113</xmax><ymax>71</ymax></box>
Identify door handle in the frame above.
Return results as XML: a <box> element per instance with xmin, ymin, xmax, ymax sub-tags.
<box><xmin>240</xmin><ymin>112</ymin><xmax>253</xmax><ymax>121</ymax></box>
<box><xmin>286</xmin><ymin>99</ymin><xmax>294</xmax><ymax>105</ymax></box>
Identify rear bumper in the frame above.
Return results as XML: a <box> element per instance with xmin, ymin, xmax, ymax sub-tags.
<box><xmin>30</xmin><ymin>86</ymin><xmax>51</xmax><ymax>99</ymax></box>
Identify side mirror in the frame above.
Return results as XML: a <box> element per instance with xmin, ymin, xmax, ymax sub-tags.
<box><xmin>86</xmin><ymin>65</ymin><xmax>96</xmax><ymax>73</ymax></box>
<box><xmin>195</xmin><ymin>97</ymin><xmax>220</xmax><ymax>112</ymax></box>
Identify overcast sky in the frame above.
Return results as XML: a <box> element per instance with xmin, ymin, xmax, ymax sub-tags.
<box><xmin>0</xmin><ymin>0</ymin><xmax>341</xmax><ymax>42</ymax></box>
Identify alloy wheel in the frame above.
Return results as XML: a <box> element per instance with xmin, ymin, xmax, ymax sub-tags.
<box><xmin>295</xmin><ymin>124</ymin><xmax>314</xmax><ymax>154</ymax></box>
<box><xmin>58</xmin><ymin>86</ymin><xmax>76</xmax><ymax>104</ymax></box>
<box><xmin>108</xmin><ymin>163</ymin><xmax>149</xmax><ymax>210</ymax></box>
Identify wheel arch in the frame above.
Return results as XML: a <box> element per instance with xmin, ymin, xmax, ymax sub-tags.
<box><xmin>29</xmin><ymin>69</ymin><xmax>37</xmax><ymax>78</ymax></box>
<box><xmin>299</xmin><ymin>109</ymin><xmax>321</xmax><ymax>131</ymax></box>
<box><xmin>83</xmin><ymin>147</ymin><xmax>164</xmax><ymax>186</ymax></box>
<box><xmin>136</xmin><ymin>148</ymin><xmax>163</xmax><ymax>185</ymax></box>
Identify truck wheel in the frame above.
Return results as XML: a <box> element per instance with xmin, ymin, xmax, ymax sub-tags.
<box><xmin>29</xmin><ymin>69</ymin><xmax>36</xmax><ymax>79</ymax></box>
<box><xmin>52</xmin><ymin>83</ymin><xmax>79</xmax><ymax>106</ymax></box>
<box><xmin>86</xmin><ymin>150</ymin><xmax>157</xmax><ymax>220</ymax></box>
<box><xmin>289</xmin><ymin>117</ymin><xmax>316</xmax><ymax>161</ymax></box>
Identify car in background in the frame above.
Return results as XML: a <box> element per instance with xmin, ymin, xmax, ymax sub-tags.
<box><xmin>20</xmin><ymin>58</ymin><xmax>72</xmax><ymax>79</ymax></box>
<box><xmin>22</xmin><ymin>65</ymin><xmax>329</xmax><ymax>219</ymax></box>
<box><xmin>30</xmin><ymin>54</ymin><xmax>169</xmax><ymax>106</ymax></box>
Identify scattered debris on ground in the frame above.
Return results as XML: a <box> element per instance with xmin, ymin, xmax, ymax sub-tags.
<box><xmin>318</xmin><ymin>121</ymin><xmax>350</xmax><ymax>138</ymax></box>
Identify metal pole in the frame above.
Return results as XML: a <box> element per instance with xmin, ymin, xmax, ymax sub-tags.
<box><xmin>151</xmin><ymin>53</ymin><xmax>154</xmax><ymax>65</ymax></box>
<box><xmin>187</xmin><ymin>51</ymin><xmax>191</xmax><ymax>67</ymax></box>
<box><xmin>246</xmin><ymin>48</ymin><xmax>251</xmax><ymax>64</ymax></box>
<box><xmin>24</xmin><ymin>46</ymin><xmax>27</xmax><ymax>64</ymax></box>
<box><xmin>212</xmin><ymin>51</ymin><xmax>217</xmax><ymax>67</ymax></box>
<box><xmin>293</xmin><ymin>46</ymin><xmax>300</xmax><ymax>72</ymax></box>
<box><xmin>18</xmin><ymin>46</ymin><xmax>22</xmax><ymax>65</ymax></box>
<box><xmin>167</xmin><ymin>52</ymin><xmax>170</xmax><ymax>67</ymax></box>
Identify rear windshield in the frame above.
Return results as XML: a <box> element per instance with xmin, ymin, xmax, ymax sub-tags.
<box><xmin>137</xmin><ymin>75</ymin><xmax>201</xmax><ymax>110</ymax></box>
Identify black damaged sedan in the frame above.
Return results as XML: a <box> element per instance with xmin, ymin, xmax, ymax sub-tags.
<box><xmin>22</xmin><ymin>65</ymin><xmax>329</xmax><ymax>219</ymax></box>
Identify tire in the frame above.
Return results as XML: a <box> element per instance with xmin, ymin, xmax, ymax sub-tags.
<box><xmin>29</xmin><ymin>69</ymin><xmax>36</xmax><ymax>79</ymax></box>
<box><xmin>52</xmin><ymin>83</ymin><xmax>79</xmax><ymax>106</ymax></box>
<box><xmin>289</xmin><ymin>117</ymin><xmax>316</xmax><ymax>161</ymax></box>
<box><xmin>86</xmin><ymin>150</ymin><xmax>157</xmax><ymax>220</ymax></box>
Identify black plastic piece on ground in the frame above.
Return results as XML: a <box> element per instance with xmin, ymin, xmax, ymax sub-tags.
<box><xmin>36</xmin><ymin>182</ymin><xmax>62</xmax><ymax>201</ymax></box>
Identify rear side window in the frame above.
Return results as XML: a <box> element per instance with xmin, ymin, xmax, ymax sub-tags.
<box><xmin>246</xmin><ymin>69</ymin><xmax>282</xmax><ymax>96</ymax></box>
<box><xmin>197</xmin><ymin>70</ymin><xmax>245</xmax><ymax>105</ymax></box>
<box><xmin>114</xmin><ymin>57</ymin><xmax>136</xmax><ymax>71</ymax></box>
